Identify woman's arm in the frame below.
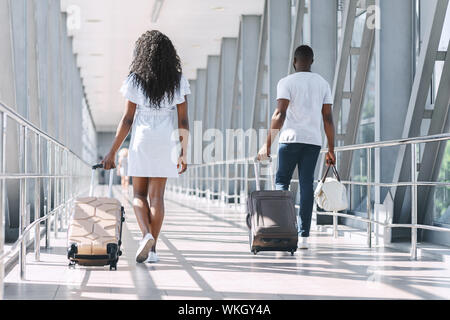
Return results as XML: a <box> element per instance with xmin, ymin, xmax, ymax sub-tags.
<box><xmin>103</xmin><ymin>100</ymin><xmax>137</xmax><ymax>169</ymax></box>
<box><xmin>176</xmin><ymin>97</ymin><xmax>189</xmax><ymax>174</ymax></box>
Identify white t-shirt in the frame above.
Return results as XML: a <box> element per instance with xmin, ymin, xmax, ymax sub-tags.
<box><xmin>277</xmin><ymin>72</ymin><xmax>333</xmax><ymax>146</ymax></box>
<box><xmin>120</xmin><ymin>73</ymin><xmax>191</xmax><ymax>110</ymax></box>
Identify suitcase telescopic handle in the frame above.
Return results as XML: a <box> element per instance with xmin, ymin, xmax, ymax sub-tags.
<box><xmin>90</xmin><ymin>163</ymin><xmax>114</xmax><ymax>198</ymax></box>
<box><xmin>253</xmin><ymin>157</ymin><xmax>276</xmax><ymax>191</ymax></box>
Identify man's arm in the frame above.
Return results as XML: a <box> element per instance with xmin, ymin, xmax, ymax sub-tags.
<box><xmin>257</xmin><ymin>99</ymin><xmax>290</xmax><ymax>160</ymax></box>
<box><xmin>322</xmin><ymin>103</ymin><xmax>336</xmax><ymax>165</ymax></box>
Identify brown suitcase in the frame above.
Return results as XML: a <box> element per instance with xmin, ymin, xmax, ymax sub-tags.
<box><xmin>67</xmin><ymin>164</ymin><xmax>125</xmax><ymax>270</ymax></box>
<box><xmin>246</xmin><ymin>158</ymin><xmax>298</xmax><ymax>255</ymax></box>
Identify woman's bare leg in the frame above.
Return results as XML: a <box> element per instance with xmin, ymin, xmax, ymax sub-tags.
<box><xmin>132</xmin><ymin>177</ymin><xmax>151</xmax><ymax>236</ymax></box>
<box><xmin>148</xmin><ymin>178</ymin><xmax>167</xmax><ymax>252</ymax></box>
<box><xmin>124</xmin><ymin>176</ymin><xmax>130</xmax><ymax>190</ymax></box>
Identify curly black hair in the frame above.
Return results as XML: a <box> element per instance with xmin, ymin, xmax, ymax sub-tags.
<box><xmin>129</xmin><ymin>30</ymin><xmax>182</xmax><ymax>108</ymax></box>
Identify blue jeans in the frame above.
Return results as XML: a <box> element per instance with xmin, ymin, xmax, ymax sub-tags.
<box><xmin>275</xmin><ymin>143</ymin><xmax>321</xmax><ymax>237</ymax></box>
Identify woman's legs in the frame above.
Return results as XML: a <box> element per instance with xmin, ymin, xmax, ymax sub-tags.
<box><xmin>132</xmin><ymin>177</ymin><xmax>151</xmax><ymax>236</ymax></box>
<box><xmin>124</xmin><ymin>176</ymin><xmax>130</xmax><ymax>190</ymax></box>
<box><xmin>148</xmin><ymin>178</ymin><xmax>167</xmax><ymax>252</ymax></box>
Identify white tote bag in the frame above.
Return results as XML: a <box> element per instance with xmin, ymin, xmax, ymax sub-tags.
<box><xmin>314</xmin><ymin>165</ymin><xmax>348</xmax><ymax>212</ymax></box>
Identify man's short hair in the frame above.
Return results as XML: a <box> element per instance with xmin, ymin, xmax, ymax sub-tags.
<box><xmin>294</xmin><ymin>45</ymin><xmax>314</xmax><ymax>63</ymax></box>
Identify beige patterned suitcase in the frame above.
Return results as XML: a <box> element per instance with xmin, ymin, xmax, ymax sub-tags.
<box><xmin>67</xmin><ymin>164</ymin><xmax>125</xmax><ymax>270</ymax></box>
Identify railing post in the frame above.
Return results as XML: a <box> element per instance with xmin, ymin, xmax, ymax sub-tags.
<box><xmin>244</xmin><ymin>160</ymin><xmax>249</xmax><ymax>207</ymax></box>
<box><xmin>217</xmin><ymin>164</ymin><xmax>221</xmax><ymax>205</ymax></box>
<box><xmin>47</xmin><ymin>142</ymin><xmax>52</xmax><ymax>246</ymax></box>
<box><xmin>189</xmin><ymin>167</ymin><xmax>192</xmax><ymax>196</ymax></box>
<box><xmin>206</xmin><ymin>166</ymin><xmax>210</xmax><ymax>204</ymax></box>
<box><xmin>410</xmin><ymin>143</ymin><xmax>418</xmax><ymax>260</ymax></box>
<box><xmin>194</xmin><ymin>166</ymin><xmax>197</xmax><ymax>197</ymax></box>
<box><xmin>333</xmin><ymin>213</ymin><xmax>338</xmax><ymax>239</ymax></box>
<box><xmin>225</xmin><ymin>163</ymin><xmax>229</xmax><ymax>205</ymax></box>
<box><xmin>234</xmin><ymin>162</ymin><xmax>238</xmax><ymax>210</ymax></box>
<box><xmin>219</xmin><ymin>163</ymin><xmax>223</xmax><ymax>204</ymax></box>
<box><xmin>54</xmin><ymin>145</ymin><xmax>58</xmax><ymax>238</ymax></box>
<box><xmin>58</xmin><ymin>148</ymin><xmax>63</xmax><ymax>232</ymax></box>
<box><xmin>60</xmin><ymin>148</ymin><xmax>65</xmax><ymax>231</ymax></box>
<box><xmin>35</xmin><ymin>134</ymin><xmax>41</xmax><ymax>262</ymax></box>
<box><xmin>66</xmin><ymin>150</ymin><xmax>70</xmax><ymax>227</ymax></box>
<box><xmin>44</xmin><ymin>201</ymin><xmax>49</xmax><ymax>249</ymax></box>
<box><xmin>69</xmin><ymin>154</ymin><xmax>74</xmax><ymax>218</ymax></box>
<box><xmin>185</xmin><ymin>168</ymin><xmax>188</xmax><ymax>196</ymax></box>
<box><xmin>19</xmin><ymin>126</ymin><xmax>27</xmax><ymax>280</ymax></box>
<box><xmin>367</xmin><ymin>148</ymin><xmax>372</xmax><ymax>248</ymax></box>
<box><xmin>0</xmin><ymin>113</ymin><xmax>7</xmax><ymax>299</ymax></box>
<box><xmin>211</xmin><ymin>164</ymin><xmax>215</xmax><ymax>203</ymax></box>
<box><xmin>61</xmin><ymin>149</ymin><xmax>65</xmax><ymax>229</ymax></box>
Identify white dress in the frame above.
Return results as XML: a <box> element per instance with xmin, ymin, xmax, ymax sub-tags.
<box><xmin>120</xmin><ymin>74</ymin><xmax>191</xmax><ymax>178</ymax></box>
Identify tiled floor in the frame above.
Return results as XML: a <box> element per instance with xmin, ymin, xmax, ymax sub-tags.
<box><xmin>3</xmin><ymin>186</ymin><xmax>450</xmax><ymax>300</ymax></box>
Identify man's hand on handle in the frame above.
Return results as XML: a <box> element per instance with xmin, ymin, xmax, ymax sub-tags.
<box><xmin>326</xmin><ymin>150</ymin><xmax>336</xmax><ymax>166</ymax></box>
<box><xmin>257</xmin><ymin>144</ymin><xmax>271</xmax><ymax>161</ymax></box>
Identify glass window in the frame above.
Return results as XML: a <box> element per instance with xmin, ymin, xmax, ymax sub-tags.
<box><xmin>433</xmin><ymin>142</ymin><xmax>450</xmax><ymax>226</ymax></box>
<box><xmin>439</xmin><ymin>4</ymin><xmax>450</xmax><ymax>51</ymax></box>
<box><xmin>350</xmin><ymin>123</ymin><xmax>375</xmax><ymax>213</ymax></box>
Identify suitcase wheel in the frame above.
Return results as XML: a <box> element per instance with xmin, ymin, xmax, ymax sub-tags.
<box><xmin>290</xmin><ymin>250</ymin><xmax>295</xmax><ymax>256</ymax></box>
<box><xmin>252</xmin><ymin>249</ymin><xmax>258</xmax><ymax>255</ymax></box>
<box><xmin>68</xmin><ymin>243</ymin><xmax>78</xmax><ymax>259</ymax></box>
<box><xmin>110</xmin><ymin>260</ymin><xmax>118</xmax><ymax>271</ymax></box>
<box><xmin>68</xmin><ymin>261</ymin><xmax>76</xmax><ymax>269</ymax></box>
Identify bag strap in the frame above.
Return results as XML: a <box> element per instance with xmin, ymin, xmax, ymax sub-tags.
<box><xmin>321</xmin><ymin>164</ymin><xmax>342</xmax><ymax>183</ymax></box>
<box><xmin>331</xmin><ymin>165</ymin><xmax>342</xmax><ymax>182</ymax></box>
<box><xmin>320</xmin><ymin>165</ymin><xmax>331</xmax><ymax>183</ymax></box>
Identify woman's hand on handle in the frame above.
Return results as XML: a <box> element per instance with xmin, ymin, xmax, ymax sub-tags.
<box><xmin>102</xmin><ymin>152</ymin><xmax>116</xmax><ymax>170</ymax></box>
<box><xmin>177</xmin><ymin>155</ymin><xmax>187</xmax><ymax>174</ymax></box>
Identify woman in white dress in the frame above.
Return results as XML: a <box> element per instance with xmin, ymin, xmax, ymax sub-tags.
<box><xmin>102</xmin><ymin>30</ymin><xmax>190</xmax><ymax>264</ymax></box>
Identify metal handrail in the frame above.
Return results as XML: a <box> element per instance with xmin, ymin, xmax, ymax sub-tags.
<box><xmin>0</xmin><ymin>201</ymin><xmax>69</xmax><ymax>262</ymax></box>
<box><xmin>0</xmin><ymin>101</ymin><xmax>84</xmax><ymax>161</ymax></box>
<box><xmin>0</xmin><ymin>100</ymin><xmax>91</xmax><ymax>300</ymax></box>
<box><xmin>168</xmin><ymin>133</ymin><xmax>450</xmax><ymax>261</ymax></box>
<box><xmin>184</xmin><ymin>133</ymin><xmax>450</xmax><ymax>166</ymax></box>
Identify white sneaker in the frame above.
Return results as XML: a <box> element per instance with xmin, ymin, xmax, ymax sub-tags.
<box><xmin>299</xmin><ymin>237</ymin><xmax>309</xmax><ymax>250</ymax></box>
<box><xmin>146</xmin><ymin>251</ymin><xmax>159</xmax><ymax>263</ymax></box>
<box><xmin>135</xmin><ymin>233</ymin><xmax>155</xmax><ymax>263</ymax></box>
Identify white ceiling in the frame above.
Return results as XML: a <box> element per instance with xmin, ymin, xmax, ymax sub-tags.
<box><xmin>60</xmin><ymin>0</ymin><xmax>264</xmax><ymax>131</ymax></box>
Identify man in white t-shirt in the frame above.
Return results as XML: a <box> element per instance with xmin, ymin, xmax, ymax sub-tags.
<box><xmin>257</xmin><ymin>45</ymin><xmax>336</xmax><ymax>249</ymax></box>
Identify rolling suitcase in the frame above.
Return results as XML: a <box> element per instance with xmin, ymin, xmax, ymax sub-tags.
<box><xmin>67</xmin><ymin>164</ymin><xmax>125</xmax><ymax>270</ymax></box>
<box><xmin>246</xmin><ymin>158</ymin><xmax>298</xmax><ymax>256</ymax></box>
